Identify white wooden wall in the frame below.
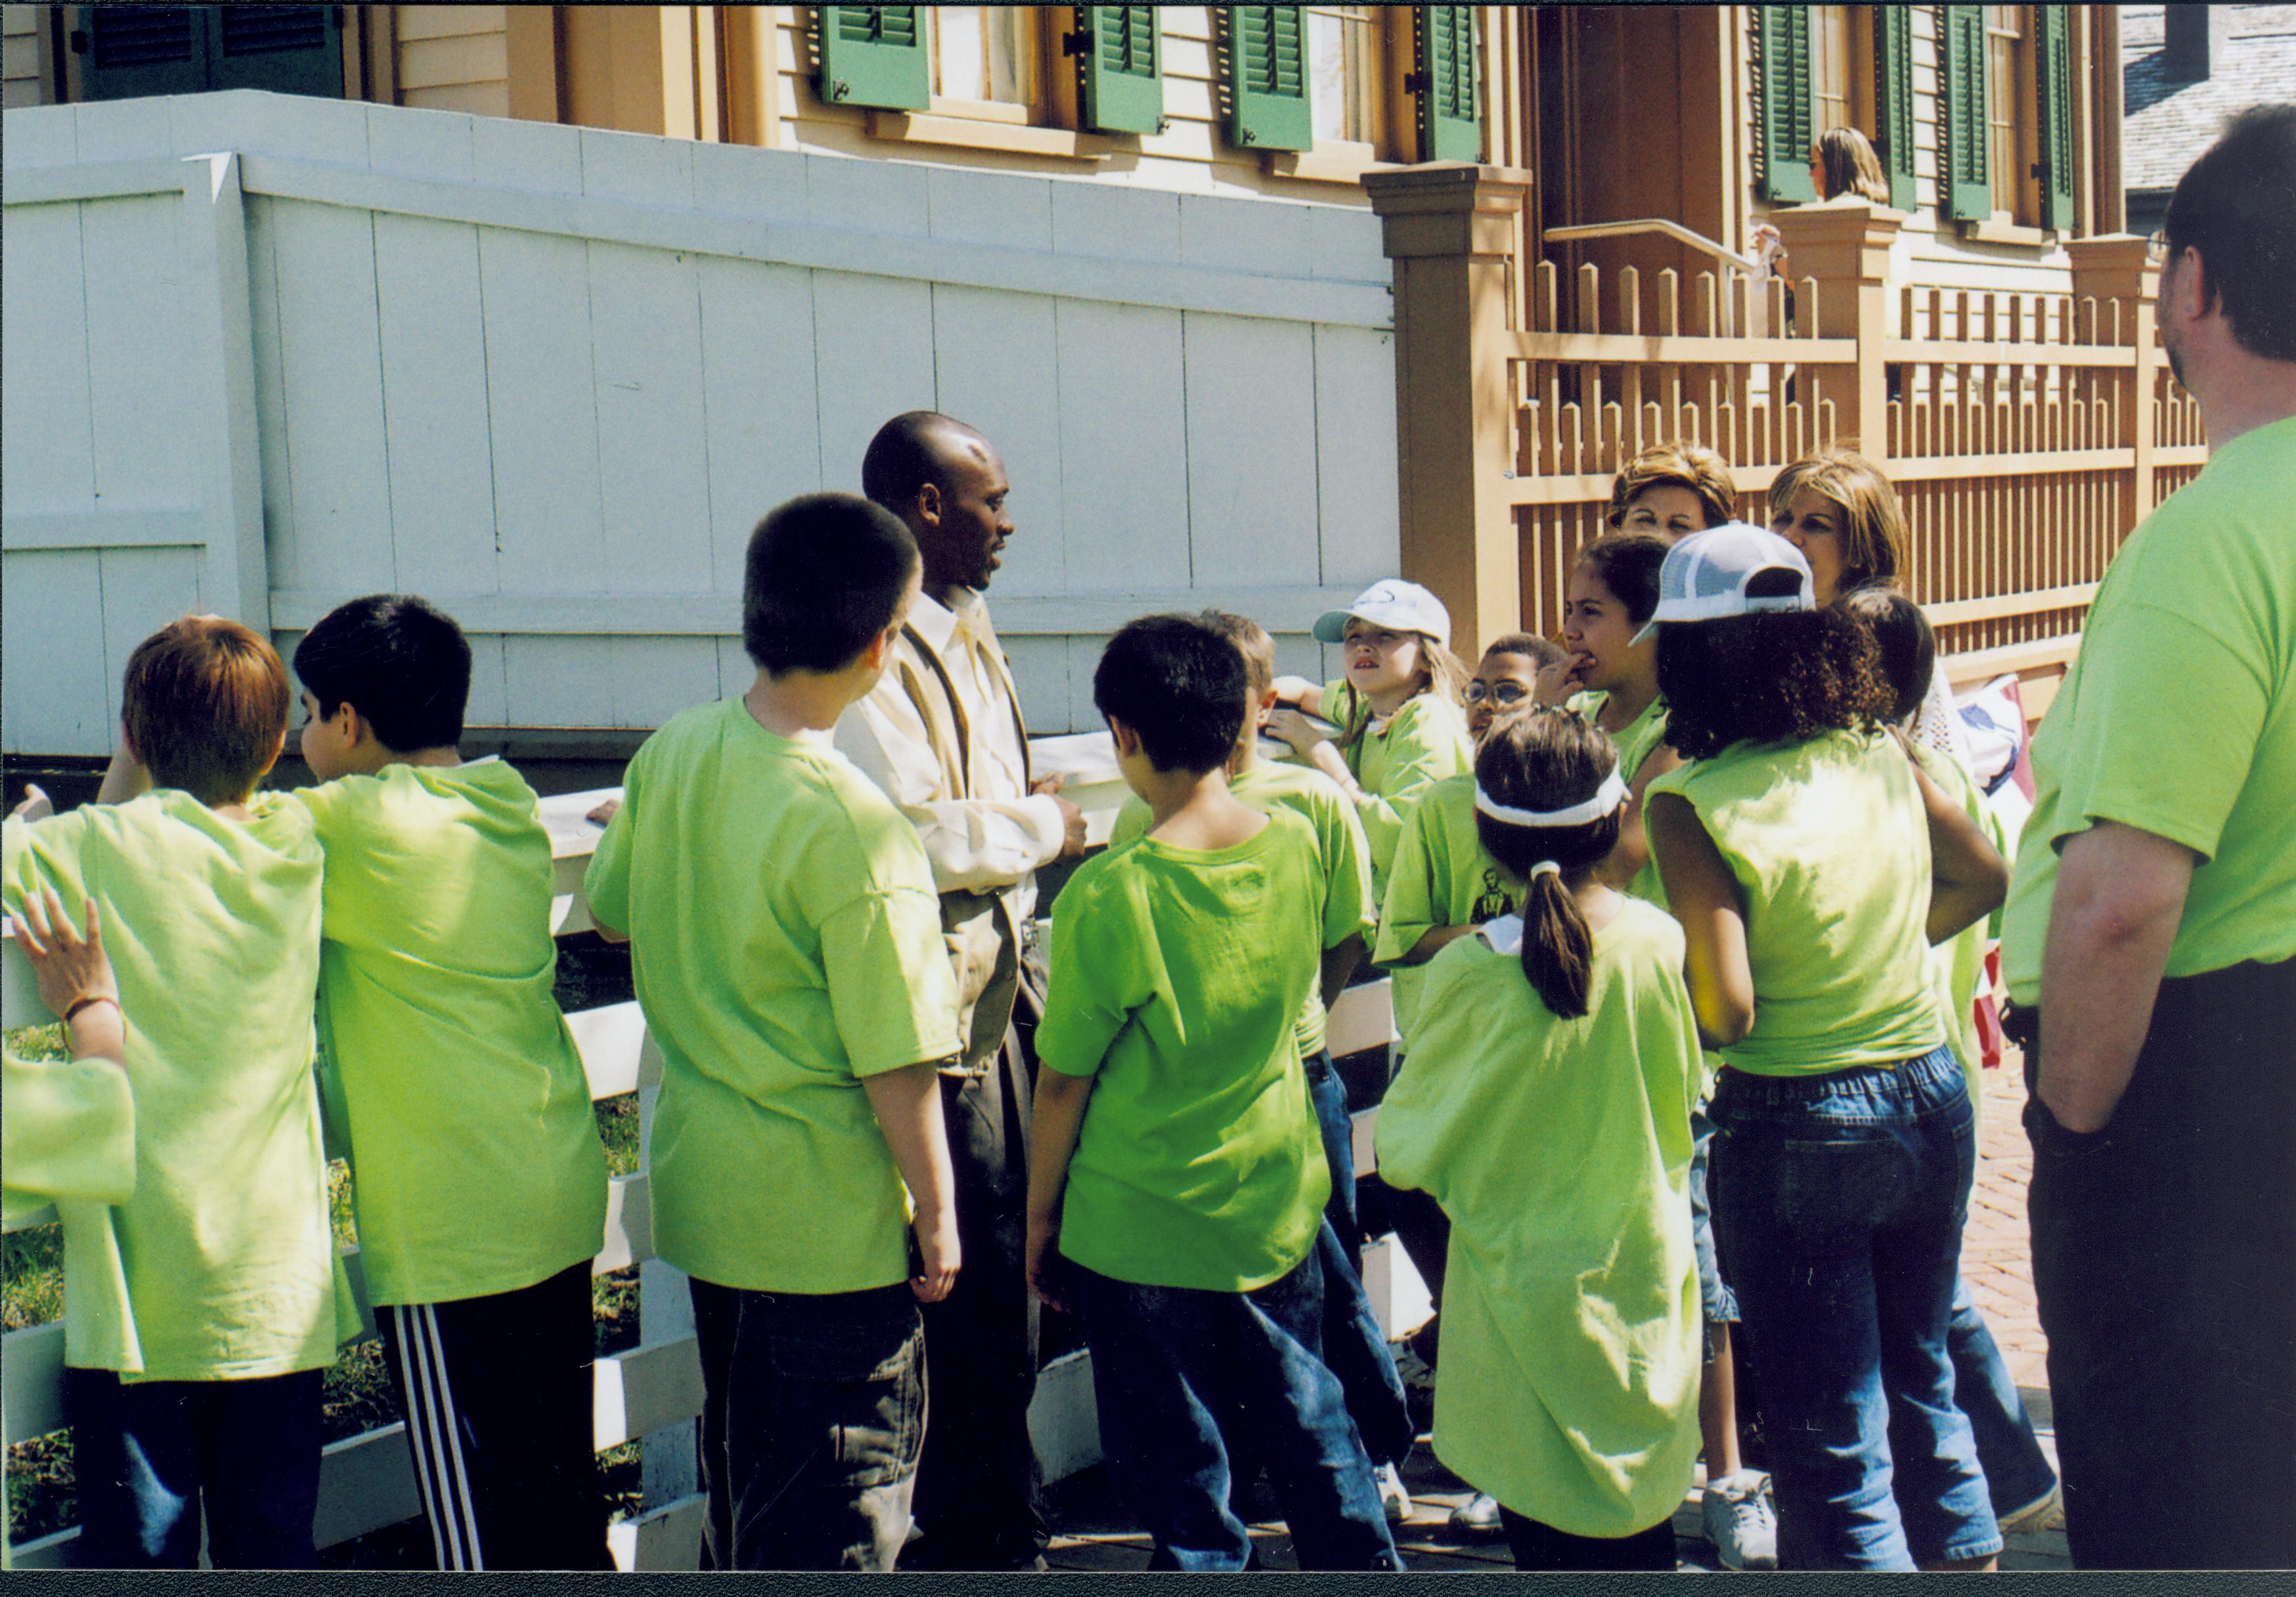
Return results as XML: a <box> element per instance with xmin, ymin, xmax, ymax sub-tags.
<box><xmin>1</xmin><ymin>91</ymin><xmax>1400</xmax><ymax>752</ymax></box>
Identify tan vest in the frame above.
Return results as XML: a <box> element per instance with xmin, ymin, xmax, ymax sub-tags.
<box><xmin>889</xmin><ymin>621</ymin><xmax>1032</xmax><ymax>1076</ymax></box>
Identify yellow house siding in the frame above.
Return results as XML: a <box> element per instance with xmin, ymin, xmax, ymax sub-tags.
<box><xmin>397</xmin><ymin>3</ymin><xmax>511</xmax><ymax>118</ymax></box>
<box><xmin>3</xmin><ymin>4</ymin><xmax>51</xmax><ymax>108</ymax></box>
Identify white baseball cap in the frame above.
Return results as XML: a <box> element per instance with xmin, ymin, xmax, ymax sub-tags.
<box><xmin>1631</xmin><ymin>523</ymin><xmax>1815</xmax><ymax>644</ymax></box>
<box><xmin>1313</xmin><ymin>580</ymin><xmax>1453</xmax><ymax>648</ymax></box>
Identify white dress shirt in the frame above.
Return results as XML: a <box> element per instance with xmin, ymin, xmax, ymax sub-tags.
<box><xmin>835</xmin><ymin>588</ymin><xmax>1067</xmax><ymax>916</ymax></box>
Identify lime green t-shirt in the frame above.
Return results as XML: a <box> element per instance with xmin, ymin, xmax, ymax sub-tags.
<box><xmin>1568</xmin><ymin>689</ymin><xmax>1673</xmax><ymax>904</ymax></box>
<box><xmin>2</xmin><ymin>1049</ymin><xmax>142</xmax><ymax>1380</ymax></box>
<box><xmin>583</xmin><ymin>700</ymin><xmax>963</xmax><ymax>1295</ymax></box>
<box><xmin>1646</xmin><ymin>729</ymin><xmax>1945</xmax><ymax>1075</ymax></box>
<box><xmin>1375</xmin><ymin>900</ymin><xmax>1703</xmax><ymax>1537</ymax></box>
<box><xmin>297</xmin><ymin>760</ymin><xmax>609</xmax><ymax>1306</ymax></box>
<box><xmin>1037</xmin><ymin>810</ymin><xmax>1335</xmax><ymax>1293</ymax></box>
<box><xmin>1321</xmin><ymin>679</ymin><xmax>1475</xmax><ymax>898</ymax></box>
<box><xmin>2004</xmin><ymin>417</ymin><xmax>2296</xmax><ymax>1003</ymax></box>
<box><xmin>5</xmin><ymin>794</ymin><xmax>342</xmax><ymax>1381</ymax></box>
<box><xmin>1373</xmin><ymin>775</ymin><xmax>1524</xmax><ymax>1043</ymax></box>
<box><xmin>1108</xmin><ymin>761</ymin><xmax>1375</xmax><ymax>1058</ymax></box>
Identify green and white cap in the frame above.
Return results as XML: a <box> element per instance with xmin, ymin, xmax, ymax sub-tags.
<box><xmin>1631</xmin><ymin>522</ymin><xmax>1815</xmax><ymax>644</ymax></box>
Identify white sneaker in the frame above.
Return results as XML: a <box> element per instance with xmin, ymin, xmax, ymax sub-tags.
<box><xmin>1377</xmin><ymin>1462</ymin><xmax>1413</xmax><ymax>1525</ymax></box>
<box><xmin>1447</xmin><ymin>1491</ymin><xmax>1504</xmax><ymax>1537</ymax></box>
<box><xmin>1389</xmin><ymin>1345</ymin><xmax>1438</xmax><ymax>1397</ymax></box>
<box><xmin>1701</xmin><ymin>1471</ymin><xmax>1778</xmax><ymax>1570</ymax></box>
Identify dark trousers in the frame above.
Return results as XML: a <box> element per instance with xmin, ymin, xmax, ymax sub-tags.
<box><xmin>373</xmin><ymin>1261</ymin><xmax>612</xmax><ymax>1571</ymax></box>
<box><xmin>904</xmin><ymin>1011</ymin><xmax>1049</xmax><ymax>1569</ymax></box>
<box><xmin>1304</xmin><ymin>1051</ymin><xmax>1414</xmax><ymax>1468</ymax></box>
<box><xmin>2024</xmin><ymin>956</ymin><xmax>2296</xmax><ymax>1570</ymax></box>
<box><xmin>69</xmin><ymin>1366</ymin><xmax>322</xmax><ymax>1569</ymax></box>
<box><xmin>1499</xmin><ymin>1506</ymin><xmax>1678</xmax><ymax>1572</ymax></box>
<box><xmin>688</xmin><ymin>1276</ymin><xmax>926</xmax><ymax>1571</ymax></box>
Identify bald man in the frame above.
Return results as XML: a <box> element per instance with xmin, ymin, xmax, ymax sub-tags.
<box><xmin>835</xmin><ymin>411</ymin><xmax>1085</xmax><ymax>1571</ymax></box>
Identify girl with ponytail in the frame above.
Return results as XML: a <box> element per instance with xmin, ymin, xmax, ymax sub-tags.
<box><xmin>1375</xmin><ymin>708</ymin><xmax>1705</xmax><ymax>1572</ymax></box>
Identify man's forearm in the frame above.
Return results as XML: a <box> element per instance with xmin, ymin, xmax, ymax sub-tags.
<box><xmin>2037</xmin><ymin>823</ymin><xmax>2194</xmax><ymax>1133</ymax></box>
<box><xmin>1025</xmin><ymin>1068</ymin><xmax>1094</xmax><ymax>1228</ymax></box>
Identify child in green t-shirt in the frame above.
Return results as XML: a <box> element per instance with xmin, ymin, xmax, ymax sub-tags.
<box><xmin>1377</xmin><ymin>708</ymin><xmax>1704</xmax><ymax>1571</ymax></box>
<box><xmin>583</xmin><ymin>494</ymin><xmax>964</xmax><ymax>1573</ymax></box>
<box><xmin>290</xmin><ymin>593</ymin><xmax>613</xmax><ymax>1571</ymax></box>
<box><xmin>1027</xmin><ymin>616</ymin><xmax>1402</xmax><ymax>1572</ymax></box>
<box><xmin>3</xmin><ymin>617</ymin><xmax>339</xmax><ymax>1570</ymax></box>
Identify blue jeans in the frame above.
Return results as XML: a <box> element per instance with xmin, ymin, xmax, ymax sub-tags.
<box><xmin>1687</xmin><ymin>1100</ymin><xmax>1740</xmax><ymax>1328</ymax></box>
<box><xmin>1709</xmin><ymin>1046</ymin><xmax>2001</xmax><ymax>1569</ymax></box>
<box><xmin>1303</xmin><ymin>1051</ymin><xmax>1413</xmax><ymax>1468</ymax></box>
<box><xmin>1949</xmin><ymin>1278</ymin><xmax>2058</xmax><ymax>1518</ymax></box>
<box><xmin>1072</xmin><ymin>1251</ymin><xmax>1403</xmax><ymax>1571</ymax></box>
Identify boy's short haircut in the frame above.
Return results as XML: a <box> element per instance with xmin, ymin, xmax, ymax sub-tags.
<box><xmin>1195</xmin><ymin>608</ymin><xmax>1277</xmax><ymax>699</ymax></box>
<box><xmin>1094</xmin><ymin>615</ymin><xmax>1248</xmax><ymax>775</ymax></box>
<box><xmin>1482</xmin><ymin>631</ymin><xmax>1566</xmax><ymax>670</ymax></box>
<box><xmin>742</xmin><ymin>493</ymin><xmax>921</xmax><ymax>675</ymax></box>
<box><xmin>122</xmin><ymin>616</ymin><xmax>292</xmax><ymax>805</ymax></box>
<box><xmin>292</xmin><ymin>594</ymin><xmax>472</xmax><ymax>752</ymax></box>
<box><xmin>1838</xmin><ymin>584</ymin><xmax>1937</xmax><ymax>728</ymax></box>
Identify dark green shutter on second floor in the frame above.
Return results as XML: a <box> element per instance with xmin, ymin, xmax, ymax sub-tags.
<box><xmin>1229</xmin><ymin>6</ymin><xmax>1311</xmax><ymax>152</ymax></box>
<box><xmin>78</xmin><ymin>6</ymin><xmax>342</xmax><ymax>102</ymax></box>
<box><xmin>1077</xmin><ymin>6</ymin><xmax>1165</xmax><ymax>135</ymax></box>
<box><xmin>1939</xmin><ymin>3</ymin><xmax>1991</xmax><ymax>219</ymax></box>
<box><xmin>1415</xmin><ymin>6</ymin><xmax>1480</xmax><ymax>162</ymax></box>
<box><xmin>817</xmin><ymin>5</ymin><xmax>929</xmax><ymax>112</ymax></box>
<box><xmin>2033</xmin><ymin>3</ymin><xmax>2076</xmax><ymax>231</ymax></box>
<box><xmin>1874</xmin><ymin>5</ymin><xmax>1918</xmax><ymax>210</ymax></box>
<box><xmin>1758</xmin><ymin>6</ymin><xmax>1816</xmax><ymax>203</ymax></box>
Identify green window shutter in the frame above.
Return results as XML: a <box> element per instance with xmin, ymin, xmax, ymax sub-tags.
<box><xmin>1077</xmin><ymin>6</ymin><xmax>1164</xmax><ymax>135</ymax></box>
<box><xmin>2034</xmin><ymin>3</ymin><xmax>2075</xmax><ymax>231</ymax></box>
<box><xmin>211</xmin><ymin>7</ymin><xmax>343</xmax><ymax>99</ymax></box>
<box><xmin>77</xmin><ymin>7</ymin><xmax>206</xmax><ymax>101</ymax></box>
<box><xmin>1228</xmin><ymin>6</ymin><xmax>1310</xmax><ymax>152</ymax></box>
<box><xmin>1414</xmin><ymin>6</ymin><xmax>1481</xmax><ymax>162</ymax></box>
<box><xmin>1757</xmin><ymin>6</ymin><xmax>1816</xmax><ymax>202</ymax></box>
<box><xmin>1874</xmin><ymin>5</ymin><xmax>1919</xmax><ymax>210</ymax></box>
<box><xmin>817</xmin><ymin>5</ymin><xmax>929</xmax><ymax>112</ymax></box>
<box><xmin>1939</xmin><ymin>4</ymin><xmax>1991</xmax><ymax>219</ymax></box>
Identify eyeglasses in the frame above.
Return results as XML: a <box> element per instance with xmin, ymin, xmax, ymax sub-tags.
<box><xmin>2146</xmin><ymin>231</ymin><xmax>2175</xmax><ymax>265</ymax></box>
<box><xmin>1462</xmin><ymin>681</ymin><xmax>1532</xmax><ymax>706</ymax></box>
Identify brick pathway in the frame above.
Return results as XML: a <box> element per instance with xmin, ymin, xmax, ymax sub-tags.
<box><xmin>1966</xmin><ymin>1049</ymin><xmax>2049</xmax><ymax>1391</ymax></box>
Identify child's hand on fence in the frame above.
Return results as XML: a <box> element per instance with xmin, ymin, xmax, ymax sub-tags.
<box><xmin>586</xmin><ymin>795</ymin><xmax>622</xmax><ymax>827</ymax></box>
<box><xmin>1265</xmin><ymin>706</ymin><xmax>1329</xmax><ymax>756</ymax></box>
<box><xmin>1025</xmin><ymin>1213</ymin><xmax>1069</xmax><ymax>1314</ymax></box>
<box><xmin>909</xmin><ymin>1205</ymin><xmax>961</xmax><ymax>1304</ymax></box>
<box><xmin>10</xmin><ymin>783</ymin><xmax>53</xmax><ymax>821</ymax></box>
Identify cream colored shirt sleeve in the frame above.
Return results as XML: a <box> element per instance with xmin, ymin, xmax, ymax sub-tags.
<box><xmin>834</xmin><ymin>681</ymin><xmax>1067</xmax><ymax>897</ymax></box>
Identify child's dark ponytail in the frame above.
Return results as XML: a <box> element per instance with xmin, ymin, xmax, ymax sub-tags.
<box><xmin>1472</xmin><ymin>709</ymin><xmax>1625</xmax><ymax>1019</ymax></box>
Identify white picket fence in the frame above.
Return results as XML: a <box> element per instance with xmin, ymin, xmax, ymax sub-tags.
<box><xmin>1</xmin><ymin>751</ymin><xmax>1411</xmax><ymax>1569</ymax></box>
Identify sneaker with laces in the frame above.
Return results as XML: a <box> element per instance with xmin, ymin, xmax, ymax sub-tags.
<box><xmin>1995</xmin><ymin>1480</ymin><xmax>2060</xmax><ymax>1535</ymax></box>
<box><xmin>1376</xmin><ymin>1462</ymin><xmax>1413</xmax><ymax>1524</ymax></box>
<box><xmin>1447</xmin><ymin>1491</ymin><xmax>1504</xmax><ymax>1537</ymax></box>
<box><xmin>1702</xmin><ymin>1471</ymin><xmax>1778</xmax><ymax>1570</ymax></box>
<box><xmin>1389</xmin><ymin>1345</ymin><xmax>1438</xmax><ymax>1397</ymax></box>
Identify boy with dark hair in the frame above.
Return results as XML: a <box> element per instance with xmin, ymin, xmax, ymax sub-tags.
<box><xmin>586</xmin><ymin>493</ymin><xmax>965</xmax><ymax>1571</ymax></box>
<box><xmin>290</xmin><ymin>593</ymin><xmax>612</xmax><ymax>1571</ymax></box>
<box><xmin>1026</xmin><ymin>614</ymin><xmax>1403</xmax><ymax>1571</ymax></box>
<box><xmin>4</xmin><ymin>616</ymin><xmax>342</xmax><ymax>1569</ymax></box>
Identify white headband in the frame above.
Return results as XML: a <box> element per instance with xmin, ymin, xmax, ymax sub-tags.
<box><xmin>1473</xmin><ymin>766</ymin><xmax>1629</xmax><ymax>829</ymax></box>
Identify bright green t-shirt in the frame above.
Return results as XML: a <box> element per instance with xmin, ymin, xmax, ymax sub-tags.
<box><xmin>1568</xmin><ymin>689</ymin><xmax>1673</xmax><ymax>905</ymax></box>
<box><xmin>1375</xmin><ymin>900</ymin><xmax>1703</xmax><ymax>1537</ymax></box>
<box><xmin>297</xmin><ymin>760</ymin><xmax>609</xmax><ymax>1306</ymax></box>
<box><xmin>2004</xmin><ymin>417</ymin><xmax>2296</xmax><ymax>1002</ymax></box>
<box><xmin>1646</xmin><ymin>729</ymin><xmax>1945</xmax><ymax>1075</ymax></box>
<box><xmin>1108</xmin><ymin>761</ymin><xmax>1375</xmax><ymax>1058</ymax></box>
<box><xmin>5</xmin><ymin>794</ymin><xmax>343</xmax><ymax>1381</ymax></box>
<box><xmin>584</xmin><ymin>700</ymin><xmax>963</xmax><ymax>1295</ymax></box>
<box><xmin>1321</xmin><ymin>678</ymin><xmax>1475</xmax><ymax>899</ymax></box>
<box><xmin>1038</xmin><ymin>810</ymin><xmax>1335</xmax><ymax>1292</ymax></box>
<box><xmin>1373</xmin><ymin>775</ymin><xmax>1524</xmax><ymax>1044</ymax></box>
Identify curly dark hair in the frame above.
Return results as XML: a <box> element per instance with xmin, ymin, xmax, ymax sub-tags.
<box><xmin>1657</xmin><ymin>608</ymin><xmax>1895</xmax><ymax>759</ymax></box>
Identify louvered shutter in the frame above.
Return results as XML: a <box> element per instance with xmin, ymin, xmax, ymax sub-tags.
<box><xmin>1939</xmin><ymin>4</ymin><xmax>1992</xmax><ymax>219</ymax></box>
<box><xmin>1758</xmin><ymin>6</ymin><xmax>1816</xmax><ymax>202</ymax></box>
<box><xmin>1875</xmin><ymin>5</ymin><xmax>1919</xmax><ymax>210</ymax></box>
<box><xmin>1415</xmin><ymin>5</ymin><xmax>1480</xmax><ymax>162</ymax></box>
<box><xmin>77</xmin><ymin>7</ymin><xmax>205</xmax><ymax>101</ymax></box>
<box><xmin>2033</xmin><ymin>3</ymin><xmax>2075</xmax><ymax>230</ymax></box>
<box><xmin>211</xmin><ymin>7</ymin><xmax>343</xmax><ymax>99</ymax></box>
<box><xmin>1078</xmin><ymin>6</ymin><xmax>1164</xmax><ymax>135</ymax></box>
<box><xmin>1229</xmin><ymin>6</ymin><xmax>1310</xmax><ymax>152</ymax></box>
<box><xmin>817</xmin><ymin>5</ymin><xmax>929</xmax><ymax>112</ymax></box>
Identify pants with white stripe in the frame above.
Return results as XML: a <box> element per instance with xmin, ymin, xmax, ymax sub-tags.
<box><xmin>375</xmin><ymin>1261</ymin><xmax>613</xmax><ymax>1571</ymax></box>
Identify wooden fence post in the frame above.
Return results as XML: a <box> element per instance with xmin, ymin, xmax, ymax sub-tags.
<box><xmin>2065</xmin><ymin>235</ymin><xmax>2161</xmax><ymax>524</ymax></box>
<box><xmin>1766</xmin><ymin>200</ymin><xmax>1903</xmax><ymax>462</ymax></box>
<box><xmin>1363</xmin><ymin>163</ymin><xmax>1534</xmax><ymax>661</ymax></box>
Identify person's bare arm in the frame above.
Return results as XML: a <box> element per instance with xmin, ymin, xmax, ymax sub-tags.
<box><xmin>1596</xmin><ymin>744</ymin><xmax>1685</xmax><ymax>891</ymax></box>
<box><xmin>1902</xmin><ymin>740</ymin><xmax>2010</xmax><ymax>945</ymax></box>
<box><xmin>861</xmin><ymin>1061</ymin><xmax>962</xmax><ymax>1303</ymax></box>
<box><xmin>1394</xmin><ymin>924</ymin><xmax>1482</xmax><ymax>965</ymax></box>
<box><xmin>11</xmin><ymin>889</ymin><xmax>125</xmax><ymax>1062</ymax></box>
<box><xmin>1648</xmin><ymin>794</ymin><xmax>1755</xmax><ymax>1048</ymax></box>
<box><xmin>1025</xmin><ymin>1068</ymin><xmax>1095</xmax><ymax>1313</ymax></box>
<box><xmin>1319</xmin><ymin>937</ymin><xmax>1366</xmax><ymax>1012</ymax></box>
<box><xmin>2035</xmin><ymin>822</ymin><xmax>2195</xmax><ymax>1133</ymax></box>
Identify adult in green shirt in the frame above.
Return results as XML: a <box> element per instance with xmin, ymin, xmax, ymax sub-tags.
<box><xmin>5</xmin><ymin>618</ymin><xmax>342</xmax><ymax>1570</ymax></box>
<box><xmin>585</xmin><ymin>495</ymin><xmax>963</xmax><ymax>1573</ymax></box>
<box><xmin>291</xmin><ymin>594</ymin><xmax>613</xmax><ymax>1571</ymax></box>
<box><xmin>1999</xmin><ymin>107</ymin><xmax>2296</xmax><ymax>1571</ymax></box>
